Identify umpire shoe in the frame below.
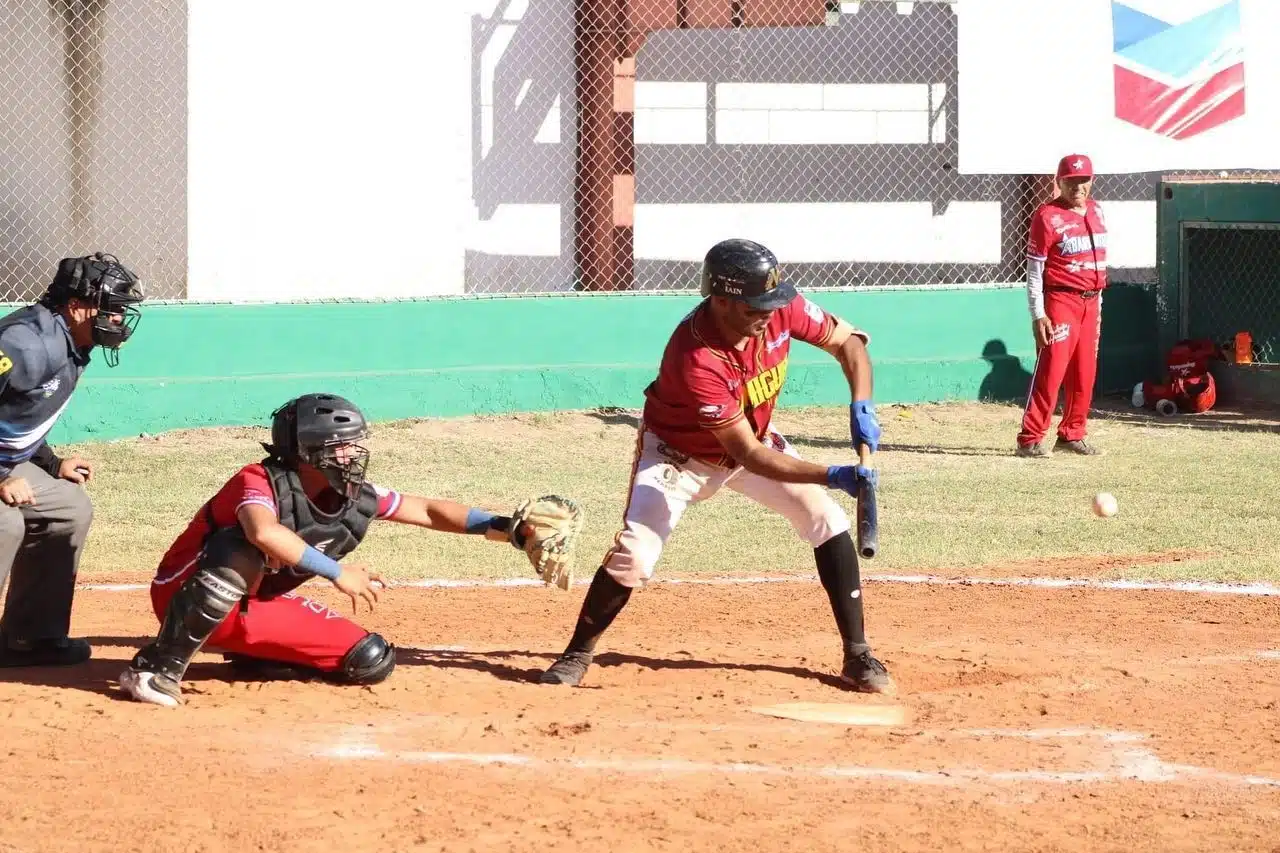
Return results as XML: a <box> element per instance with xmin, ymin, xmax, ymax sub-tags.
<box><xmin>0</xmin><ymin>635</ymin><xmax>91</xmax><ymax>667</ymax></box>
<box><xmin>538</xmin><ymin>650</ymin><xmax>593</xmax><ymax>686</ymax></box>
<box><xmin>1055</xmin><ymin>437</ymin><xmax>1102</xmax><ymax>456</ymax></box>
<box><xmin>840</xmin><ymin>649</ymin><xmax>897</xmax><ymax>695</ymax></box>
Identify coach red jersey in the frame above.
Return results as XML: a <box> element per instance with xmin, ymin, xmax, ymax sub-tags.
<box><xmin>153</xmin><ymin>463</ymin><xmax>401</xmax><ymax>582</ymax></box>
<box><xmin>1028</xmin><ymin>198</ymin><xmax>1108</xmax><ymax>292</ymax></box>
<box><xmin>643</xmin><ymin>294</ymin><xmax>859</xmax><ymax>465</ymax></box>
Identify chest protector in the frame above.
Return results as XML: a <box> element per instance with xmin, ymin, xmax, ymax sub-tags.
<box><xmin>262</xmin><ymin>458</ymin><xmax>379</xmax><ymax>560</ymax></box>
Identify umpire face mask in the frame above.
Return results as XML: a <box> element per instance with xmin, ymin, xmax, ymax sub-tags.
<box><xmin>90</xmin><ymin>263</ymin><xmax>144</xmax><ymax>367</ymax></box>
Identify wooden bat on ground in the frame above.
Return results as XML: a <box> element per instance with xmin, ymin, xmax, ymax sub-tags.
<box><xmin>856</xmin><ymin>444</ymin><xmax>879</xmax><ymax>560</ymax></box>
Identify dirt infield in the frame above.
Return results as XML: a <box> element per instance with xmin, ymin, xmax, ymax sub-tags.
<box><xmin>3</xmin><ymin>577</ymin><xmax>1278</xmax><ymax>853</ymax></box>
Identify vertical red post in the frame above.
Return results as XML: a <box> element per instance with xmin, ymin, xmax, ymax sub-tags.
<box><xmin>574</xmin><ymin>0</ymin><xmax>627</xmax><ymax>291</ymax></box>
<box><xmin>573</xmin><ymin>0</ymin><xmax>826</xmax><ymax>291</ymax></box>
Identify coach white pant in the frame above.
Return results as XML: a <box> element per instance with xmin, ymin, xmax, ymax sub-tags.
<box><xmin>603</xmin><ymin>423</ymin><xmax>850</xmax><ymax>588</ymax></box>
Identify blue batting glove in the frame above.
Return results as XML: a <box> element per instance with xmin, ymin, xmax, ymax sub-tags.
<box><xmin>850</xmin><ymin>400</ymin><xmax>881</xmax><ymax>453</ymax></box>
<box><xmin>826</xmin><ymin>464</ymin><xmax>877</xmax><ymax>498</ymax></box>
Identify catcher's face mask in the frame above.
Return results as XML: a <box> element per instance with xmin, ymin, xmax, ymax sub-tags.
<box><xmin>303</xmin><ymin>439</ymin><xmax>370</xmax><ymax>502</ymax></box>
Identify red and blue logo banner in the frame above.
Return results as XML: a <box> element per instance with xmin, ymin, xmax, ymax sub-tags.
<box><xmin>958</xmin><ymin>0</ymin><xmax>1277</xmax><ymax>174</ymax></box>
<box><xmin>1112</xmin><ymin>0</ymin><xmax>1245</xmax><ymax>139</ymax></box>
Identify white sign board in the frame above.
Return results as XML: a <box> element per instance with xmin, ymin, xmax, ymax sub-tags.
<box><xmin>958</xmin><ymin>0</ymin><xmax>1280</xmax><ymax>174</ymax></box>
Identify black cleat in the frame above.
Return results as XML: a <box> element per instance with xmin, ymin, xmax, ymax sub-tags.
<box><xmin>840</xmin><ymin>649</ymin><xmax>897</xmax><ymax>695</ymax></box>
<box><xmin>538</xmin><ymin>650</ymin><xmax>593</xmax><ymax>686</ymax></box>
<box><xmin>0</xmin><ymin>635</ymin><xmax>91</xmax><ymax>667</ymax></box>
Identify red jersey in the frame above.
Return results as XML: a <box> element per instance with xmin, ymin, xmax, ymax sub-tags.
<box><xmin>1028</xmin><ymin>198</ymin><xmax>1108</xmax><ymax>292</ymax></box>
<box><xmin>153</xmin><ymin>463</ymin><xmax>401</xmax><ymax>581</ymax></box>
<box><xmin>642</xmin><ymin>294</ymin><xmax>857</xmax><ymax>465</ymax></box>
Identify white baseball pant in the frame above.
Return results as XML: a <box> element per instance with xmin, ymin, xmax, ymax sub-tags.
<box><xmin>602</xmin><ymin>422</ymin><xmax>851</xmax><ymax>588</ymax></box>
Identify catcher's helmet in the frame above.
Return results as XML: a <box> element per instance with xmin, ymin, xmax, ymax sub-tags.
<box><xmin>266</xmin><ymin>393</ymin><xmax>371</xmax><ymax>500</ymax></box>
<box><xmin>42</xmin><ymin>252</ymin><xmax>145</xmax><ymax>366</ymax></box>
<box><xmin>699</xmin><ymin>238</ymin><xmax>797</xmax><ymax>311</ymax></box>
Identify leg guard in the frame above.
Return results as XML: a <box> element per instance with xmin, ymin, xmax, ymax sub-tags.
<box><xmin>329</xmin><ymin>632</ymin><xmax>396</xmax><ymax>685</ymax></box>
<box><xmin>131</xmin><ymin>565</ymin><xmax>247</xmax><ymax>683</ymax></box>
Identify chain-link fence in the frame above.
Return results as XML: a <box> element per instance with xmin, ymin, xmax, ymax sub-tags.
<box><xmin>0</xmin><ymin>0</ymin><xmax>1262</xmax><ymax>302</ymax></box>
<box><xmin>471</xmin><ymin>0</ymin><xmax>1172</xmax><ymax>297</ymax></box>
<box><xmin>0</xmin><ymin>0</ymin><xmax>186</xmax><ymax>303</ymax></box>
<box><xmin>1184</xmin><ymin>223</ymin><xmax>1280</xmax><ymax>364</ymax></box>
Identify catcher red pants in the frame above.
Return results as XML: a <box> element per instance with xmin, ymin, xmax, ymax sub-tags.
<box><xmin>1018</xmin><ymin>288</ymin><xmax>1102</xmax><ymax>447</ymax></box>
<box><xmin>150</xmin><ymin>566</ymin><xmax>369</xmax><ymax>672</ymax></box>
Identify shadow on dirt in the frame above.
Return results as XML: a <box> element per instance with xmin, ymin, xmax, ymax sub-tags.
<box><xmin>397</xmin><ymin>647</ymin><xmax>850</xmax><ymax>690</ymax></box>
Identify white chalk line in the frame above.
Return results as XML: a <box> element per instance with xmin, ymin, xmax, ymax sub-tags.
<box><xmin>77</xmin><ymin>573</ymin><xmax>1280</xmax><ymax>596</ymax></box>
<box><xmin>313</xmin><ymin>725</ymin><xmax>1280</xmax><ymax>789</ymax></box>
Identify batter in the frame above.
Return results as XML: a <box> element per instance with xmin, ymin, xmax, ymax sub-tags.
<box><xmin>539</xmin><ymin>238</ymin><xmax>895</xmax><ymax>694</ymax></box>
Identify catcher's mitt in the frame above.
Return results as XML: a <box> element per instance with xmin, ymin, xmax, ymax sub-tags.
<box><xmin>510</xmin><ymin>495</ymin><xmax>583</xmax><ymax>591</ymax></box>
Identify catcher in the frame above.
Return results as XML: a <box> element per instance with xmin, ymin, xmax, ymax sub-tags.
<box><xmin>118</xmin><ymin>392</ymin><xmax>582</xmax><ymax>707</ymax></box>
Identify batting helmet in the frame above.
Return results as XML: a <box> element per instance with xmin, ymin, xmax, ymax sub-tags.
<box><xmin>265</xmin><ymin>393</ymin><xmax>371</xmax><ymax>500</ymax></box>
<box><xmin>699</xmin><ymin>238</ymin><xmax>797</xmax><ymax>311</ymax></box>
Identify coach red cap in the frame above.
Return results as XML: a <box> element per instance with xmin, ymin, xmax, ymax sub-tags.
<box><xmin>1057</xmin><ymin>154</ymin><xmax>1093</xmax><ymax>179</ymax></box>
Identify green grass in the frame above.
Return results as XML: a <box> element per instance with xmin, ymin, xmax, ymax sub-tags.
<box><xmin>64</xmin><ymin>401</ymin><xmax>1280</xmax><ymax>584</ymax></box>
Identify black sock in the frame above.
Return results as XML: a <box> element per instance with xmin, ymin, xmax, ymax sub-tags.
<box><xmin>565</xmin><ymin>566</ymin><xmax>633</xmax><ymax>655</ymax></box>
<box><xmin>814</xmin><ymin>531</ymin><xmax>867</xmax><ymax>657</ymax></box>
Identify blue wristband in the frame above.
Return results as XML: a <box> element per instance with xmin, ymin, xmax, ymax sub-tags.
<box><xmin>296</xmin><ymin>545</ymin><xmax>342</xmax><ymax>581</ymax></box>
<box><xmin>464</xmin><ymin>508</ymin><xmax>497</xmax><ymax>535</ymax></box>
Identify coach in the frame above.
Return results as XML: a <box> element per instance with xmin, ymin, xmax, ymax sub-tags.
<box><xmin>0</xmin><ymin>253</ymin><xmax>144</xmax><ymax>667</ymax></box>
<box><xmin>1016</xmin><ymin>154</ymin><xmax>1108</xmax><ymax>458</ymax></box>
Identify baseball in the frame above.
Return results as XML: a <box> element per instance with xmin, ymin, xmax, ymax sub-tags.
<box><xmin>1092</xmin><ymin>492</ymin><xmax>1118</xmax><ymax>518</ymax></box>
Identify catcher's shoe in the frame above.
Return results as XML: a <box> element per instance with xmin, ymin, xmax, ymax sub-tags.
<box><xmin>840</xmin><ymin>649</ymin><xmax>896</xmax><ymax>695</ymax></box>
<box><xmin>538</xmin><ymin>650</ymin><xmax>593</xmax><ymax>686</ymax></box>
<box><xmin>118</xmin><ymin>666</ymin><xmax>183</xmax><ymax>708</ymax></box>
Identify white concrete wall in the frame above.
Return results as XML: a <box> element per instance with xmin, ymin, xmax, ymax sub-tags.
<box><xmin>635</xmin><ymin>82</ymin><xmax>946</xmax><ymax>146</ymax></box>
<box><xmin>631</xmin><ymin>78</ymin><xmax>1155</xmax><ymax>269</ymax></box>
<box><xmin>188</xmin><ymin>0</ymin><xmax>574</xmax><ymax>301</ymax></box>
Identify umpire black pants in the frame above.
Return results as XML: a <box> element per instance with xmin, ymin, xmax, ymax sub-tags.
<box><xmin>0</xmin><ymin>461</ymin><xmax>94</xmax><ymax>642</ymax></box>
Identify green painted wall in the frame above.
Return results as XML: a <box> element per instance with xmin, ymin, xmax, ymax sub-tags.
<box><xmin>1157</xmin><ymin>179</ymin><xmax>1280</xmax><ymax>360</ymax></box>
<box><xmin>44</xmin><ymin>286</ymin><xmax>1160</xmax><ymax>445</ymax></box>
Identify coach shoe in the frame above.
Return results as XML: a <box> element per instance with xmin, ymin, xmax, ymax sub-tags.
<box><xmin>0</xmin><ymin>635</ymin><xmax>91</xmax><ymax>667</ymax></box>
<box><xmin>840</xmin><ymin>649</ymin><xmax>897</xmax><ymax>695</ymax></box>
<box><xmin>538</xmin><ymin>650</ymin><xmax>594</xmax><ymax>686</ymax></box>
<box><xmin>1014</xmin><ymin>442</ymin><xmax>1049</xmax><ymax>458</ymax></box>
<box><xmin>1055</xmin><ymin>437</ymin><xmax>1102</xmax><ymax>456</ymax></box>
<box><xmin>118</xmin><ymin>665</ymin><xmax>183</xmax><ymax>708</ymax></box>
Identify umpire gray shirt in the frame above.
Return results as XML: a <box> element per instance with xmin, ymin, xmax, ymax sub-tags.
<box><xmin>0</xmin><ymin>303</ymin><xmax>92</xmax><ymax>480</ymax></box>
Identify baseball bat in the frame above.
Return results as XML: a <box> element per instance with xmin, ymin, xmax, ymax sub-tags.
<box><xmin>856</xmin><ymin>444</ymin><xmax>878</xmax><ymax>559</ymax></box>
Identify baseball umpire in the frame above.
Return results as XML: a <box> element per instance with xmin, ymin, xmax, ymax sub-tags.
<box><xmin>0</xmin><ymin>252</ymin><xmax>145</xmax><ymax>667</ymax></box>
<box><xmin>539</xmin><ymin>238</ymin><xmax>894</xmax><ymax>694</ymax></box>
<box><xmin>119</xmin><ymin>392</ymin><xmax>582</xmax><ymax>707</ymax></box>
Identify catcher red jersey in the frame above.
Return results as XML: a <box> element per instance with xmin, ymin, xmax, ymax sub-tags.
<box><xmin>152</xmin><ymin>463</ymin><xmax>401</xmax><ymax>582</ymax></box>
<box><xmin>643</xmin><ymin>294</ymin><xmax>849</xmax><ymax>465</ymax></box>
<box><xmin>1028</xmin><ymin>198</ymin><xmax>1109</xmax><ymax>293</ymax></box>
